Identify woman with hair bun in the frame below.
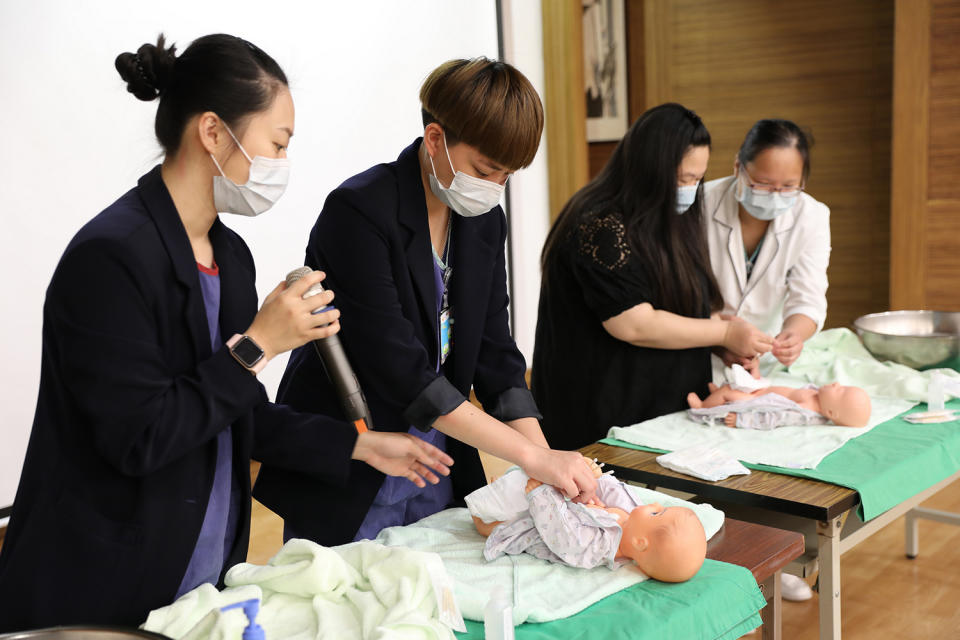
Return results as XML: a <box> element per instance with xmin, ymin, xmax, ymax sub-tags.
<box><xmin>0</xmin><ymin>33</ymin><xmax>451</xmax><ymax>631</ymax></box>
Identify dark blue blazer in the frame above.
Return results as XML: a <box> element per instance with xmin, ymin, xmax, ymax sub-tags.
<box><xmin>254</xmin><ymin>139</ymin><xmax>539</xmax><ymax>545</ymax></box>
<box><xmin>0</xmin><ymin>167</ymin><xmax>358</xmax><ymax>631</ymax></box>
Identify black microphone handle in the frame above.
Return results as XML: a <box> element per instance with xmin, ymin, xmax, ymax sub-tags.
<box><xmin>312</xmin><ymin>334</ymin><xmax>374</xmax><ymax>429</ymax></box>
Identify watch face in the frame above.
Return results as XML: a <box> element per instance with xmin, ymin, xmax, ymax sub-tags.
<box><xmin>232</xmin><ymin>336</ymin><xmax>264</xmax><ymax>367</ymax></box>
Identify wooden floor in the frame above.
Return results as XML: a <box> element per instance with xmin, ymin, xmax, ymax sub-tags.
<box><xmin>247</xmin><ymin>479</ymin><xmax>960</xmax><ymax>639</ymax></box>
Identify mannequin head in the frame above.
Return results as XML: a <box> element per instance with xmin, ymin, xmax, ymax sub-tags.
<box><xmin>818</xmin><ymin>383</ymin><xmax>871</xmax><ymax>427</ymax></box>
<box><xmin>618</xmin><ymin>503</ymin><xmax>707</xmax><ymax>582</ymax></box>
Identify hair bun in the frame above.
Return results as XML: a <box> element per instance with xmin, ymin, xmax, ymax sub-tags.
<box><xmin>115</xmin><ymin>34</ymin><xmax>177</xmax><ymax>101</ymax></box>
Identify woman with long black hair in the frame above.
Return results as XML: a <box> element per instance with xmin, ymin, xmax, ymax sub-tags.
<box><xmin>532</xmin><ymin>103</ymin><xmax>773</xmax><ymax>451</ymax></box>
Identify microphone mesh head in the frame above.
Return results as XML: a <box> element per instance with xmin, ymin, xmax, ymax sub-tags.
<box><xmin>285</xmin><ymin>266</ymin><xmax>325</xmax><ymax>299</ymax></box>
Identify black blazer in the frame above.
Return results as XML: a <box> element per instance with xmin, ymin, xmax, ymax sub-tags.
<box><xmin>0</xmin><ymin>167</ymin><xmax>358</xmax><ymax>631</ymax></box>
<box><xmin>254</xmin><ymin>139</ymin><xmax>539</xmax><ymax>545</ymax></box>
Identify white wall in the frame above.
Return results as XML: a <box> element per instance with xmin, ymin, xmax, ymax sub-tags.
<box><xmin>0</xmin><ymin>0</ymin><xmax>512</xmax><ymax>508</ymax></box>
<box><xmin>500</xmin><ymin>0</ymin><xmax>551</xmax><ymax>364</ymax></box>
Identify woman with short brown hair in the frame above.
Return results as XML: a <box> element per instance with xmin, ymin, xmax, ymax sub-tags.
<box><xmin>254</xmin><ymin>58</ymin><xmax>597</xmax><ymax>545</ymax></box>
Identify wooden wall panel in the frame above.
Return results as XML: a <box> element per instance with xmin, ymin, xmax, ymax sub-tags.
<box><xmin>928</xmin><ymin>0</ymin><xmax>960</xmax><ymax>201</ymax></box>
<box><xmin>890</xmin><ymin>0</ymin><xmax>931</xmax><ymax>309</ymax></box>
<box><xmin>542</xmin><ymin>0</ymin><xmax>590</xmax><ymax>221</ymax></box>
<box><xmin>891</xmin><ymin>0</ymin><xmax>960</xmax><ymax>310</ymax></box>
<box><xmin>643</xmin><ymin>0</ymin><xmax>894</xmax><ymax>330</ymax></box>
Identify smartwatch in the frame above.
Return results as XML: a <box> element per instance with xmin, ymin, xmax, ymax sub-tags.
<box><xmin>227</xmin><ymin>334</ymin><xmax>267</xmax><ymax>374</ymax></box>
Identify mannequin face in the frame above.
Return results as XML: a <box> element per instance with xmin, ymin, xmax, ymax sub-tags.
<box><xmin>620</xmin><ymin>505</ymin><xmax>706</xmax><ymax>582</ymax></box>
<box><xmin>818</xmin><ymin>383</ymin><xmax>872</xmax><ymax>427</ymax></box>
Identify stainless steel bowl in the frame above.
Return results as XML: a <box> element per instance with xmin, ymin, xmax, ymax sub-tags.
<box><xmin>854</xmin><ymin>310</ymin><xmax>960</xmax><ymax>371</ymax></box>
<box><xmin>0</xmin><ymin>628</ymin><xmax>170</xmax><ymax>640</ymax></box>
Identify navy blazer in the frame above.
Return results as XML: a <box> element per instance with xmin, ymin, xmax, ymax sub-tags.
<box><xmin>254</xmin><ymin>139</ymin><xmax>539</xmax><ymax>545</ymax></box>
<box><xmin>0</xmin><ymin>167</ymin><xmax>358</xmax><ymax>631</ymax></box>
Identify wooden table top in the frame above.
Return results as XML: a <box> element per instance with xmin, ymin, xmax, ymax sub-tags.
<box><xmin>581</xmin><ymin>442</ymin><xmax>859</xmax><ymax>521</ymax></box>
<box><xmin>707</xmin><ymin>518</ymin><xmax>805</xmax><ymax>583</ymax></box>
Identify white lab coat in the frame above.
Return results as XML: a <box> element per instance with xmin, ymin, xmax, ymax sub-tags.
<box><xmin>703</xmin><ymin>175</ymin><xmax>831</xmax><ymax>380</ymax></box>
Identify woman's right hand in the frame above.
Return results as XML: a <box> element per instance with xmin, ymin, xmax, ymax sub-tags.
<box><xmin>244</xmin><ymin>270</ymin><xmax>341</xmax><ymax>360</ymax></box>
<box><xmin>721</xmin><ymin>315</ymin><xmax>773</xmax><ymax>359</ymax></box>
<box><xmin>352</xmin><ymin>431</ymin><xmax>454</xmax><ymax>488</ymax></box>
<box><xmin>714</xmin><ymin>346</ymin><xmax>762</xmax><ymax>378</ymax></box>
<box><xmin>521</xmin><ymin>448</ymin><xmax>598</xmax><ymax>502</ymax></box>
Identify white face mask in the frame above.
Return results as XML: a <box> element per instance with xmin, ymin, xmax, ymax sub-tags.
<box><xmin>427</xmin><ymin>133</ymin><xmax>505</xmax><ymax>217</ymax></box>
<box><xmin>676</xmin><ymin>184</ymin><xmax>698</xmax><ymax>214</ymax></box>
<box><xmin>736</xmin><ymin>172</ymin><xmax>797</xmax><ymax>221</ymax></box>
<box><xmin>210</xmin><ymin>123</ymin><xmax>290</xmax><ymax>217</ymax></box>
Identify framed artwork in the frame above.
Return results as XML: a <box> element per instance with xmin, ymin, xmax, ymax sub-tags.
<box><xmin>583</xmin><ymin>0</ymin><xmax>629</xmax><ymax>142</ymax></box>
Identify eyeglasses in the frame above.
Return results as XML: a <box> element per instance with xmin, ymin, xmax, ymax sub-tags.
<box><xmin>739</xmin><ymin>167</ymin><xmax>804</xmax><ymax>198</ymax></box>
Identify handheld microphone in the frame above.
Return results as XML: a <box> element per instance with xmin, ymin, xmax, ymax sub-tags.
<box><xmin>286</xmin><ymin>267</ymin><xmax>373</xmax><ymax>433</ymax></box>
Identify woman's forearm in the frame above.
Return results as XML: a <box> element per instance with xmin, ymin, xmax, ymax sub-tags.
<box><xmin>432</xmin><ymin>401</ymin><xmax>538</xmax><ymax>467</ymax></box>
<box><xmin>602</xmin><ymin>303</ymin><xmax>728</xmax><ymax>349</ymax></box>
<box><xmin>781</xmin><ymin>313</ymin><xmax>817</xmax><ymax>341</ymax></box>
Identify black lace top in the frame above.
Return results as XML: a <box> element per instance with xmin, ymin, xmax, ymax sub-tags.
<box><xmin>532</xmin><ymin>209</ymin><xmax>713</xmax><ymax>451</ymax></box>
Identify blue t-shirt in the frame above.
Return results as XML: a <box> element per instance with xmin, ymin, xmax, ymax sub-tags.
<box><xmin>351</xmin><ymin>238</ymin><xmax>454</xmax><ymax>541</ymax></box>
<box><xmin>175</xmin><ymin>262</ymin><xmax>242</xmax><ymax>596</ymax></box>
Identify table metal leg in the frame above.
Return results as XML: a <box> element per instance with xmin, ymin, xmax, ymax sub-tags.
<box><xmin>904</xmin><ymin>506</ymin><xmax>960</xmax><ymax>558</ymax></box>
<box><xmin>817</xmin><ymin>517</ymin><xmax>843</xmax><ymax>640</ymax></box>
<box><xmin>760</xmin><ymin>571</ymin><xmax>781</xmax><ymax>640</ymax></box>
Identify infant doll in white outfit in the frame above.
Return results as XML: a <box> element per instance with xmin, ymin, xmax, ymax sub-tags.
<box><xmin>467</xmin><ymin>458</ymin><xmax>706</xmax><ymax>583</ymax></box>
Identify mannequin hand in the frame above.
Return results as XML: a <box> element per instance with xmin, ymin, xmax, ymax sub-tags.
<box><xmin>772</xmin><ymin>329</ymin><xmax>804</xmax><ymax>366</ymax></box>
<box><xmin>522</xmin><ymin>448</ymin><xmax>598</xmax><ymax>501</ymax></box>
<box><xmin>581</xmin><ymin>454</ymin><xmax>604</xmax><ymax>478</ymax></box>
<box><xmin>722</xmin><ymin>316</ymin><xmax>774</xmax><ymax>359</ymax></box>
<box><xmin>352</xmin><ymin>431</ymin><xmax>453</xmax><ymax>488</ymax></box>
<box><xmin>245</xmin><ymin>270</ymin><xmax>341</xmax><ymax>360</ymax></box>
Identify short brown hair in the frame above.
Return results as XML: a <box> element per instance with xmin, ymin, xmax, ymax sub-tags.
<box><xmin>420</xmin><ymin>57</ymin><xmax>544</xmax><ymax>170</ymax></box>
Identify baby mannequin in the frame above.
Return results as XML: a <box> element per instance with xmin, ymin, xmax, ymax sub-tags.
<box><xmin>687</xmin><ymin>382</ymin><xmax>872</xmax><ymax>428</ymax></box>
<box><xmin>469</xmin><ymin>459</ymin><xmax>706</xmax><ymax>583</ymax></box>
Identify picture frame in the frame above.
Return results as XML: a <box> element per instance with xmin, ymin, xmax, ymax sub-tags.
<box><xmin>583</xmin><ymin>0</ymin><xmax>629</xmax><ymax>142</ymax></box>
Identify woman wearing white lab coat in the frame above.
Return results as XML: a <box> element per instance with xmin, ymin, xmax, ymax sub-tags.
<box><xmin>703</xmin><ymin>119</ymin><xmax>830</xmax><ymax>603</ymax></box>
<box><xmin>704</xmin><ymin>119</ymin><xmax>830</xmax><ymax>382</ymax></box>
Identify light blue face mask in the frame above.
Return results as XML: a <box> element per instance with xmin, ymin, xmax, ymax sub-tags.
<box><xmin>676</xmin><ymin>184</ymin><xmax>698</xmax><ymax>214</ymax></box>
<box><xmin>736</xmin><ymin>174</ymin><xmax>798</xmax><ymax>221</ymax></box>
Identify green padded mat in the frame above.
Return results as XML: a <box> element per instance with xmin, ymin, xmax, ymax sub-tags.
<box><xmin>601</xmin><ymin>399</ymin><xmax>960</xmax><ymax>521</ymax></box>
<box><xmin>455</xmin><ymin>559</ymin><xmax>765</xmax><ymax>640</ymax></box>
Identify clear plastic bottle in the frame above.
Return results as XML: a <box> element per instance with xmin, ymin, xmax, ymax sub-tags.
<box><xmin>929</xmin><ymin>372</ymin><xmax>946</xmax><ymax>412</ymax></box>
<box><xmin>483</xmin><ymin>586</ymin><xmax>514</xmax><ymax>640</ymax></box>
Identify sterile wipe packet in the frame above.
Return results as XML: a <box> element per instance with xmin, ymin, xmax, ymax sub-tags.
<box><xmin>725</xmin><ymin>363</ymin><xmax>771</xmax><ymax>392</ymax></box>
<box><xmin>903</xmin><ymin>410</ymin><xmax>960</xmax><ymax>424</ymax></box>
<box><xmin>656</xmin><ymin>445</ymin><xmax>751</xmax><ymax>482</ymax></box>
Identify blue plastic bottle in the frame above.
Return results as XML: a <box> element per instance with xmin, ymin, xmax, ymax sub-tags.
<box><xmin>220</xmin><ymin>598</ymin><xmax>265</xmax><ymax>640</ymax></box>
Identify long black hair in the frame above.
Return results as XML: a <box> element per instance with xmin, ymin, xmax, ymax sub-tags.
<box><xmin>542</xmin><ymin>103</ymin><xmax>722</xmax><ymax>317</ymax></box>
<box><xmin>115</xmin><ymin>34</ymin><xmax>288</xmax><ymax>155</ymax></box>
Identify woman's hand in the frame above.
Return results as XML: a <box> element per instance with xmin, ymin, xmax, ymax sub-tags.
<box><xmin>714</xmin><ymin>347</ymin><xmax>762</xmax><ymax>378</ymax></box>
<box><xmin>521</xmin><ymin>448</ymin><xmax>598</xmax><ymax>501</ymax></box>
<box><xmin>244</xmin><ymin>270</ymin><xmax>341</xmax><ymax>360</ymax></box>
<box><xmin>351</xmin><ymin>431</ymin><xmax>454</xmax><ymax>488</ymax></box>
<box><xmin>772</xmin><ymin>329</ymin><xmax>804</xmax><ymax>366</ymax></box>
<box><xmin>722</xmin><ymin>316</ymin><xmax>774</xmax><ymax>359</ymax></box>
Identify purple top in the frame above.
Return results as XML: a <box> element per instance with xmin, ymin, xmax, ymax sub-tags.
<box><xmin>352</xmin><ymin>246</ymin><xmax>453</xmax><ymax>540</ymax></box>
<box><xmin>175</xmin><ymin>262</ymin><xmax>241</xmax><ymax>596</ymax></box>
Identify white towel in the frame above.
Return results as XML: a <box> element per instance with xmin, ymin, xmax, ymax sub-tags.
<box><xmin>142</xmin><ymin>539</ymin><xmax>464</xmax><ymax>640</ymax></box>
<box><xmin>375</xmin><ymin>486</ymin><xmax>724</xmax><ymax>625</ymax></box>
